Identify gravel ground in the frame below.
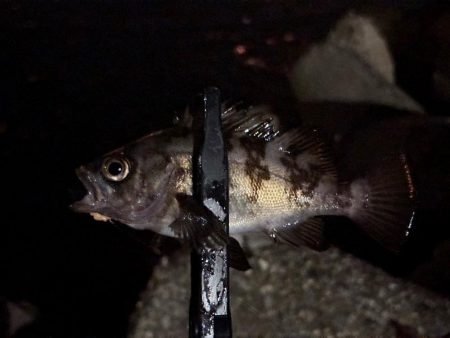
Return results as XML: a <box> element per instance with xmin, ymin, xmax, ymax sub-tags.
<box><xmin>128</xmin><ymin>236</ymin><xmax>450</xmax><ymax>337</ymax></box>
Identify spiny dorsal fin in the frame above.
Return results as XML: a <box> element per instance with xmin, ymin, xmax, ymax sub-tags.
<box><xmin>174</xmin><ymin>102</ymin><xmax>280</xmax><ymax>142</ymax></box>
<box><xmin>272</xmin><ymin>217</ymin><xmax>329</xmax><ymax>251</ymax></box>
<box><xmin>273</xmin><ymin>127</ymin><xmax>337</xmax><ymax>180</ymax></box>
<box><xmin>221</xmin><ymin>103</ymin><xmax>280</xmax><ymax>141</ymax></box>
<box><xmin>178</xmin><ymin>102</ymin><xmax>336</xmax><ymax>180</ymax></box>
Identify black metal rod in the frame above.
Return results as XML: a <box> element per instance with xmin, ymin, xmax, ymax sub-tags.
<box><xmin>189</xmin><ymin>87</ymin><xmax>231</xmax><ymax>338</ymax></box>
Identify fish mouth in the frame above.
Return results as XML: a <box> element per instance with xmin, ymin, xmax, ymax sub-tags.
<box><xmin>70</xmin><ymin>163</ymin><xmax>176</xmax><ymax>225</ymax></box>
<box><xmin>70</xmin><ymin>166</ymin><xmax>104</xmax><ymax>213</ymax></box>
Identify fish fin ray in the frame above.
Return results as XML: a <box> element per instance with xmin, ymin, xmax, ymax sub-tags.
<box><xmin>221</xmin><ymin>103</ymin><xmax>281</xmax><ymax>141</ymax></box>
<box><xmin>177</xmin><ymin>102</ymin><xmax>280</xmax><ymax>142</ymax></box>
<box><xmin>171</xmin><ymin>194</ymin><xmax>228</xmax><ymax>249</ymax></box>
<box><xmin>228</xmin><ymin>237</ymin><xmax>252</xmax><ymax>271</ymax></box>
<box><xmin>274</xmin><ymin>217</ymin><xmax>329</xmax><ymax>251</ymax></box>
<box><xmin>348</xmin><ymin>153</ymin><xmax>416</xmax><ymax>253</ymax></box>
<box><xmin>272</xmin><ymin>127</ymin><xmax>337</xmax><ymax>180</ymax></box>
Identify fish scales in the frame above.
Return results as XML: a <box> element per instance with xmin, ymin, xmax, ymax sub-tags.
<box><xmin>72</xmin><ymin>104</ymin><xmax>416</xmax><ymax>253</ymax></box>
<box><xmin>168</xmin><ymin>134</ymin><xmax>344</xmax><ymax>237</ymax></box>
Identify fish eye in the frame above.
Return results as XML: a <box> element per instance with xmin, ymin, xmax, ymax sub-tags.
<box><xmin>101</xmin><ymin>157</ymin><xmax>131</xmax><ymax>182</ymax></box>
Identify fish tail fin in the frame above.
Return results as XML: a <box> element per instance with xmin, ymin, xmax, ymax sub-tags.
<box><xmin>347</xmin><ymin>154</ymin><xmax>416</xmax><ymax>253</ymax></box>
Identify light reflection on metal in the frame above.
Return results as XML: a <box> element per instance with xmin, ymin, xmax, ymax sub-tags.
<box><xmin>189</xmin><ymin>87</ymin><xmax>231</xmax><ymax>338</ymax></box>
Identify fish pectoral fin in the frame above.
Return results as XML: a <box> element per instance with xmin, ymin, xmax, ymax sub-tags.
<box><xmin>273</xmin><ymin>217</ymin><xmax>329</xmax><ymax>251</ymax></box>
<box><xmin>170</xmin><ymin>194</ymin><xmax>228</xmax><ymax>249</ymax></box>
<box><xmin>228</xmin><ymin>237</ymin><xmax>252</xmax><ymax>271</ymax></box>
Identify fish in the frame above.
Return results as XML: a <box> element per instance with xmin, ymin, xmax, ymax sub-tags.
<box><xmin>71</xmin><ymin>103</ymin><xmax>416</xmax><ymax>257</ymax></box>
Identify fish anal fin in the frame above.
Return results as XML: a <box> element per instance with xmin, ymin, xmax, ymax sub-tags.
<box><xmin>273</xmin><ymin>217</ymin><xmax>329</xmax><ymax>251</ymax></box>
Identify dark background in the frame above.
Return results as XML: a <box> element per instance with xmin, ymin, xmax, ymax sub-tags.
<box><xmin>1</xmin><ymin>2</ymin><xmax>449</xmax><ymax>337</ymax></box>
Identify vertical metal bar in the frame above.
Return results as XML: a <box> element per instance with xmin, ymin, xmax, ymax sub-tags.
<box><xmin>189</xmin><ymin>87</ymin><xmax>231</xmax><ymax>338</ymax></box>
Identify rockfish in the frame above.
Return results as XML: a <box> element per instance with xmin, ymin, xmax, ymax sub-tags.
<box><xmin>71</xmin><ymin>104</ymin><xmax>415</xmax><ymax>254</ymax></box>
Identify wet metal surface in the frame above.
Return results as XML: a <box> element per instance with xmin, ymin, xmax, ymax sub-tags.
<box><xmin>190</xmin><ymin>88</ymin><xmax>231</xmax><ymax>337</ymax></box>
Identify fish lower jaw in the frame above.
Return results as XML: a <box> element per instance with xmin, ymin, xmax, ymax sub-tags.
<box><xmin>71</xmin><ymin>193</ymin><xmax>98</xmax><ymax>213</ymax></box>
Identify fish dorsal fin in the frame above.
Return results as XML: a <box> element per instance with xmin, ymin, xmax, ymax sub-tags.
<box><xmin>175</xmin><ymin>102</ymin><xmax>280</xmax><ymax>142</ymax></box>
<box><xmin>272</xmin><ymin>127</ymin><xmax>337</xmax><ymax>180</ymax></box>
<box><xmin>272</xmin><ymin>217</ymin><xmax>329</xmax><ymax>251</ymax></box>
<box><xmin>221</xmin><ymin>103</ymin><xmax>281</xmax><ymax>141</ymax></box>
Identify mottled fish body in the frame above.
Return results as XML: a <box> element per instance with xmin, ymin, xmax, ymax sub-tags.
<box><xmin>72</xmin><ymin>104</ymin><xmax>415</xmax><ymax>253</ymax></box>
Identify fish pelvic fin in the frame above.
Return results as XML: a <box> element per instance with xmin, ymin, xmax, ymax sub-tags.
<box><xmin>347</xmin><ymin>153</ymin><xmax>416</xmax><ymax>253</ymax></box>
<box><xmin>228</xmin><ymin>237</ymin><xmax>252</xmax><ymax>271</ymax></box>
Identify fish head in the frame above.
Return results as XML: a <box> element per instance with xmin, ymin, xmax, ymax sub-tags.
<box><xmin>71</xmin><ymin>131</ymin><xmax>188</xmax><ymax>231</ymax></box>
